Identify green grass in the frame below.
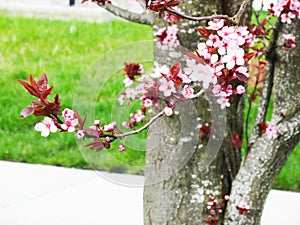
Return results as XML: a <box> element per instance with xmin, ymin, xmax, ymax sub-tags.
<box><xmin>0</xmin><ymin>13</ymin><xmax>299</xmax><ymax>191</ymax></box>
<box><xmin>0</xmin><ymin>13</ymin><xmax>152</xmax><ymax>172</ymax></box>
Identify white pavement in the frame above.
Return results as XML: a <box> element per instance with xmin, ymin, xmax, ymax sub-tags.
<box><xmin>0</xmin><ymin>161</ymin><xmax>300</xmax><ymax>225</ymax></box>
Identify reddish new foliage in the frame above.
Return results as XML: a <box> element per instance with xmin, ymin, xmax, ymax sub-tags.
<box><xmin>199</xmin><ymin>123</ymin><xmax>211</xmax><ymax>138</ymax></box>
<box><xmin>124</xmin><ymin>62</ymin><xmax>143</xmax><ymax>80</ymax></box>
<box><xmin>147</xmin><ymin>0</ymin><xmax>180</xmax><ymax>18</ymax></box>
<box><xmin>18</xmin><ymin>74</ymin><xmax>61</xmax><ymax>119</ymax></box>
<box><xmin>228</xmin><ymin>134</ymin><xmax>243</xmax><ymax>148</ymax></box>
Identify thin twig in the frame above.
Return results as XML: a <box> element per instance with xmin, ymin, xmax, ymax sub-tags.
<box><xmin>234</xmin><ymin>0</ymin><xmax>251</xmax><ymax>23</ymax></box>
<box><xmin>165</xmin><ymin>7</ymin><xmax>236</xmax><ymax>24</ymax></box>
<box><xmin>114</xmin><ymin>110</ymin><xmax>164</xmax><ymax>138</ymax></box>
<box><xmin>165</xmin><ymin>0</ymin><xmax>251</xmax><ymax>25</ymax></box>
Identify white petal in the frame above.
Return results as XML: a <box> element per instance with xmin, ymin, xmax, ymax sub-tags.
<box><xmin>41</xmin><ymin>129</ymin><xmax>50</xmax><ymax>137</ymax></box>
<box><xmin>35</xmin><ymin>122</ymin><xmax>46</xmax><ymax>132</ymax></box>
<box><xmin>50</xmin><ymin>125</ymin><xmax>57</xmax><ymax>133</ymax></box>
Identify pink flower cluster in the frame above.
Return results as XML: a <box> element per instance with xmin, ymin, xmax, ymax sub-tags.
<box><xmin>119</xmin><ymin>62</ymin><xmax>197</xmax><ymax>129</ymax></box>
<box><xmin>282</xmin><ymin>34</ymin><xmax>297</xmax><ymax>50</ymax></box>
<box><xmin>265</xmin><ymin>122</ymin><xmax>278</xmax><ymax>139</ymax></box>
<box><xmin>236</xmin><ymin>202</ymin><xmax>250</xmax><ymax>215</ymax></box>
<box><xmin>155</xmin><ymin>26</ymin><xmax>180</xmax><ymax>47</ymax></box>
<box><xmin>61</xmin><ymin>108</ymin><xmax>78</xmax><ymax>132</ymax></box>
<box><xmin>194</xmin><ymin>19</ymin><xmax>254</xmax><ymax>108</ymax></box>
<box><xmin>34</xmin><ymin>117</ymin><xmax>57</xmax><ymax>137</ymax></box>
<box><xmin>269</xmin><ymin>0</ymin><xmax>300</xmax><ymax>23</ymax></box>
<box><xmin>205</xmin><ymin>195</ymin><xmax>230</xmax><ymax>225</ymax></box>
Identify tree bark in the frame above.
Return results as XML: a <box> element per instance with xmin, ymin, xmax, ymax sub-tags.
<box><xmin>144</xmin><ymin>1</ymin><xmax>252</xmax><ymax>224</ymax></box>
<box><xmin>224</xmin><ymin>18</ymin><xmax>300</xmax><ymax>225</ymax></box>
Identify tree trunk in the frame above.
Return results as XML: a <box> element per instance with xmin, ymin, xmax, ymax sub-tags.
<box><xmin>144</xmin><ymin>1</ymin><xmax>252</xmax><ymax>224</ymax></box>
<box><xmin>224</xmin><ymin>18</ymin><xmax>300</xmax><ymax>225</ymax></box>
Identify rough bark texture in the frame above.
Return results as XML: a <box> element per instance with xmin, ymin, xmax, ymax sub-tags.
<box><xmin>144</xmin><ymin>1</ymin><xmax>252</xmax><ymax>224</ymax></box>
<box><xmin>224</xmin><ymin>18</ymin><xmax>300</xmax><ymax>225</ymax></box>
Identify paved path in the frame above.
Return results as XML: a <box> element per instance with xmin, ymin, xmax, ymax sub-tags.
<box><xmin>0</xmin><ymin>161</ymin><xmax>300</xmax><ymax>225</ymax></box>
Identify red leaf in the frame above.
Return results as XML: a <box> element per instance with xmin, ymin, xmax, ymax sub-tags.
<box><xmin>259</xmin><ymin>121</ymin><xmax>267</xmax><ymax>131</ymax></box>
<box><xmin>18</xmin><ymin>79</ymin><xmax>39</xmax><ymax>98</ymax></box>
<box><xmin>20</xmin><ymin>104</ymin><xmax>35</xmax><ymax>119</ymax></box>
<box><xmin>244</xmin><ymin>52</ymin><xmax>256</xmax><ymax>63</ymax></box>
<box><xmin>166</xmin><ymin>0</ymin><xmax>180</xmax><ymax>7</ymax></box>
<box><xmin>236</xmin><ymin>73</ymin><xmax>248</xmax><ymax>83</ymax></box>
<box><xmin>170</xmin><ymin>62</ymin><xmax>181</xmax><ymax>77</ymax></box>
<box><xmin>37</xmin><ymin>73</ymin><xmax>48</xmax><ymax>90</ymax></box>
<box><xmin>197</xmin><ymin>27</ymin><xmax>211</xmax><ymax>38</ymax></box>
<box><xmin>185</xmin><ymin>52</ymin><xmax>205</xmax><ymax>64</ymax></box>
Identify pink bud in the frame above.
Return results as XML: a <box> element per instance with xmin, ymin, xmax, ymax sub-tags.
<box><xmin>236</xmin><ymin>85</ymin><xmax>245</xmax><ymax>94</ymax></box>
<box><xmin>118</xmin><ymin>144</ymin><xmax>125</xmax><ymax>152</ymax></box>
<box><xmin>163</xmin><ymin>107</ymin><xmax>173</xmax><ymax>116</ymax></box>
<box><xmin>105</xmin><ymin>137</ymin><xmax>111</xmax><ymax>143</ymax></box>
<box><xmin>94</xmin><ymin>120</ymin><xmax>100</xmax><ymax>126</ymax></box>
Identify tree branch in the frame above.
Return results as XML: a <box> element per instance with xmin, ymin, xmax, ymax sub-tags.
<box><xmin>164</xmin><ymin>0</ymin><xmax>251</xmax><ymax>24</ymax></box>
<box><xmin>233</xmin><ymin>0</ymin><xmax>251</xmax><ymax>23</ymax></box>
<box><xmin>248</xmin><ymin>19</ymin><xmax>282</xmax><ymax>146</ymax></box>
<box><xmin>165</xmin><ymin>7</ymin><xmax>236</xmax><ymax>24</ymax></box>
<box><xmin>102</xmin><ymin>3</ymin><xmax>153</xmax><ymax>25</ymax></box>
<box><xmin>114</xmin><ymin>110</ymin><xmax>164</xmax><ymax>139</ymax></box>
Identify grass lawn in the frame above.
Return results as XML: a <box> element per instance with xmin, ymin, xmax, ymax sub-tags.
<box><xmin>0</xmin><ymin>13</ymin><xmax>299</xmax><ymax>191</ymax></box>
<box><xmin>0</xmin><ymin>13</ymin><xmax>152</xmax><ymax>173</ymax></box>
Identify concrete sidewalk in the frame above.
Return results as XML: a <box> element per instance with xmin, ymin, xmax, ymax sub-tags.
<box><xmin>0</xmin><ymin>161</ymin><xmax>300</xmax><ymax>225</ymax></box>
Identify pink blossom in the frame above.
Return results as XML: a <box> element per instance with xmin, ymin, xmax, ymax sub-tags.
<box><xmin>234</xmin><ymin>66</ymin><xmax>249</xmax><ymax>79</ymax></box>
<box><xmin>151</xmin><ymin>64</ymin><xmax>169</xmax><ymax>78</ymax></box>
<box><xmin>217</xmin><ymin>93</ymin><xmax>231</xmax><ymax>109</ymax></box>
<box><xmin>206</xmin><ymin>34</ymin><xmax>221</xmax><ymax>48</ymax></box>
<box><xmin>130</xmin><ymin>110</ymin><xmax>145</xmax><ymax>123</ymax></box>
<box><xmin>163</xmin><ymin>107</ymin><xmax>173</xmax><ymax>116</ymax></box>
<box><xmin>34</xmin><ymin>117</ymin><xmax>57</xmax><ymax>137</ymax></box>
<box><xmin>105</xmin><ymin>136</ymin><xmax>111</xmax><ymax>143</ymax></box>
<box><xmin>123</xmin><ymin>77</ymin><xmax>133</xmax><ymax>87</ymax></box>
<box><xmin>182</xmin><ymin>85</ymin><xmax>194</xmax><ymax>99</ymax></box>
<box><xmin>125</xmin><ymin>88</ymin><xmax>137</xmax><ymax>100</ymax></box>
<box><xmin>236</xmin><ymin>85</ymin><xmax>245</xmax><ymax>94</ymax></box>
<box><xmin>281</xmin><ymin>12</ymin><xmax>296</xmax><ymax>23</ymax></box>
<box><xmin>103</xmin><ymin>122</ymin><xmax>116</xmax><ymax>132</ymax></box>
<box><xmin>118</xmin><ymin>144</ymin><xmax>125</xmax><ymax>152</ymax></box>
<box><xmin>94</xmin><ymin>120</ymin><xmax>100</xmax><ymax>126</ymax></box>
<box><xmin>236</xmin><ymin>202</ymin><xmax>250</xmax><ymax>215</ymax></box>
<box><xmin>212</xmin><ymin>84</ymin><xmax>222</xmax><ymax>95</ymax></box>
<box><xmin>155</xmin><ymin>26</ymin><xmax>180</xmax><ymax>47</ymax></box>
<box><xmin>196</xmin><ymin>43</ymin><xmax>211</xmax><ymax>60</ymax></box>
<box><xmin>62</xmin><ymin>108</ymin><xmax>75</xmax><ymax>121</ymax></box>
<box><xmin>221</xmin><ymin>47</ymin><xmax>245</xmax><ymax>70</ymax></box>
<box><xmin>143</xmin><ymin>98</ymin><xmax>153</xmax><ymax>107</ymax></box>
<box><xmin>61</xmin><ymin>119</ymin><xmax>78</xmax><ymax>132</ymax></box>
<box><xmin>159</xmin><ymin>77</ymin><xmax>176</xmax><ymax>97</ymax></box>
<box><xmin>266</xmin><ymin>122</ymin><xmax>278</xmax><ymax>139</ymax></box>
<box><xmin>76</xmin><ymin>130</ymin><xmax>85</xmax><ymax>140</ymax></box>
<box><xmin>210</xmin><ymin>54</ymin><xmax>219</xmax><ymax>64</ymax></box>
<box><xmin>210</xmin><ymin>63</ymin><xmax>224</xmax><ymax>77</ymax></box>
<box><xmin>186</xmin><ymin>60</ymin><xmax>216</xmax><ymax>89</ymax></box>
<box><xmin>282</xmin><ymin>34</ymin><xmax>296</xmax><ymax>50</ymax></box>
<box><xmin>217</xmin><ymin>26</ymin><xmax>236</xmax><ymax>41</ymax></box>
<box><xmin>118</xmin><ymin>94</ymin><xmax>125</xmax><ymax>105</ymax></box>
<box><xmin>206</xmin><ymin>19</ymin><xmax>225</xmax><ymax>30</ymax></box>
